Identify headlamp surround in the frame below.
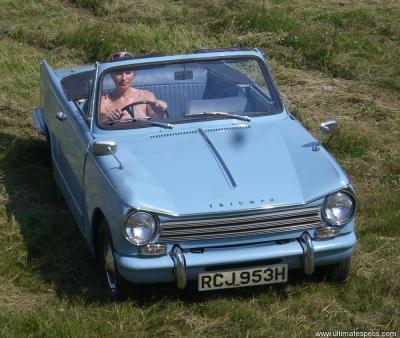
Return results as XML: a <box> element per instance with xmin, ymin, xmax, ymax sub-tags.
<box><xmin>124</xmin><ymin>211</ymin><xmax>159</xmax><ymax>245</ymax></box>
<box><xmin>322</xmin><ymin>190</ymin><xmax>356</xmax><ymax>226</ymax></box>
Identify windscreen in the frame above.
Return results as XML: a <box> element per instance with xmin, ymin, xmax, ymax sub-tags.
<box><xmin>97</xmin><ymin>58</ymin><xmax>283</xmax><ymax>129</ymax></box>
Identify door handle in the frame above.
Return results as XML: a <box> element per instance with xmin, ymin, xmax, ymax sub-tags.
<box><xmin>56</xmin><ymin>112</ymin><xmax>67</xmax><ymax>121</ymax></box>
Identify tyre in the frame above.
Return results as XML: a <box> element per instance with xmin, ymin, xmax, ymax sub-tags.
<box><xmin>96</xmin><ymin>220</ymin><xmax>130</xmax><ymax>300</ymax></box>
<box><xmin>321</xmin><ymin>257</ymin><xmax>352</xmax><ymax>282</ymax></box>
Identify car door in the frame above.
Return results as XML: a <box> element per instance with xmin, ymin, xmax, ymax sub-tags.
<box><xmin>41</xmin><ymin>61</ymin><xmax>94</xmax><ymax>231</ymax></box>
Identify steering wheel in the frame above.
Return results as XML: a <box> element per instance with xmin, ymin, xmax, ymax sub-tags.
<box><xmin>121</xmin><ymin>100</ymin><xmax>154</xmax><ymax>118</ymax></box>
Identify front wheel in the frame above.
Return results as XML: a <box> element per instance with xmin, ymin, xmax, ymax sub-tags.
<box><xmin>96</xmin><ymin>220</ymin><xmax>130</xmax><ymax>299</ymax></box>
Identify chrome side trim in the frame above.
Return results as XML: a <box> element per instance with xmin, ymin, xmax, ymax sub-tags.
<box><xmin>300</xmin><ymin>232</ymin><xmax>315</xmax><ymax>275</ymax></box>
<box><xmin>198</xmin><ymin>128</ymin><xmax>237</xmax><ymax>189</ymax></box>
<box><xmin>89</xmin><ymin>61</ymin><xmax>100</xmax><ymax>133</ymax></box>
<box><xmin>172</xmin><ymin>246</ymin><xmax>187</xmax><ymax>289</ymax></box>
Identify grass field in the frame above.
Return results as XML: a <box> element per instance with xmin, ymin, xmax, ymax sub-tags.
<box><xmin>0</xmin><ymin>0</ymin><xmax>399</xmax><ymax>337</ymax></box>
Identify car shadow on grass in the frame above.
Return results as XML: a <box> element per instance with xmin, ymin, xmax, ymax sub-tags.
<box><xmin>2</xmin><ymin>132</ymin><xmax>105</xmax><ymax>302</ymax></box>
<box><xmin>128</xmin><ymin>267</ymin><xmax>329</xmax><ymax>306</ymax></box>
<box><xmin>2</xmin><ymin>131</ymin><xmax>330</xmax><ymax>306</ymax></box>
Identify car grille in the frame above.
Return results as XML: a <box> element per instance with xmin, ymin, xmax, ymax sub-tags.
<box><xmin>158</xmin><ymin>206</ymin><xmax>322</xmax><ymax>243</ymax></box>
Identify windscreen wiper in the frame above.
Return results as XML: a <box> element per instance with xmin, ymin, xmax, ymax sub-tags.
<box><xmin>104</xmin><ymin>118</ymin><xmax>174</xmax><ymax>129</ymax></box>
<box><xmin>186</xmin><ymin>112</ymin><xmax>252</xmax><ymax>122</ymax></box>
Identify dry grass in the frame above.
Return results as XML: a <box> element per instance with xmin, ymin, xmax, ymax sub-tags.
<box><xmin>0</xmin><ymin>0</ymin><xmax>399</xmax><ymax>336</ymax></box>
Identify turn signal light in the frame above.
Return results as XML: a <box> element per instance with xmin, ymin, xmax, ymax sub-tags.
<box><xmin>316</xmin><ymin>227</ymin><xmax>340</xmax><ymax>239</ymax></box>
<box><xmin>139</xmin><ymin>244</ymin><xmax>167</xmax><ymax>256</ymax></box>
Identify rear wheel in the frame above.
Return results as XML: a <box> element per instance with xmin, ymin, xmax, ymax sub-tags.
<box><xmin>96</xmin><ymin>220</ymin><xmax>130</xmax><ymax>299</ymax></box>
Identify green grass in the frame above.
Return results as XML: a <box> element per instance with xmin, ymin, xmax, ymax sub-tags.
<box><xmin>58</xmin><ymin>23</ymin><xmax>216</xmax><ymax>61</ymax></box>
<box><xmin>315</xmin><ymin>7</ymin><xmax>377</xmax><ymax>28</ymax></box>
<box><xmin>0</xmin><ymin>0</ymin><xmax>399</xmax><ymax>336</ymax></box>
<box><xmin>236</xmin><ymin>6</ymin><xmax>298</xmax><ymax>33</ymax></box>
<box><xmin>71</xmin><ymin>0</ymin><xmax>106</xmax><ymax>15</ymax></box>
<box><xmin>328</xmin><ymin>131</ymin><xmax>370</xmax><ymax>159</ymax></box>
<box><xmin>2</xmin><ymin>0</ymin><xmax>399</xmax><ymax>89</ymax></box>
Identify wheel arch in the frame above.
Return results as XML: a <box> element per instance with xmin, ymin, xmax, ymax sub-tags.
<box><xmin>91</xmin><ymin>207</ymin><xmax>107</xmax><ymax>257</ymax></box>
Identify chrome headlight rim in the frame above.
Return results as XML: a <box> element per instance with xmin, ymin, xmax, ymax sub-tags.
<box><xmin>123</xmin><ymin>210</ymin><xmax>160</xmax><ymax>245</ymax></box>
<box><xmin>322</xmin><ymin>189</ymin><xmax>356</xmax><ymax>226</ymax></box>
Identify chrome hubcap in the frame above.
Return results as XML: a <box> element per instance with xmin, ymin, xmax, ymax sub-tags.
<box><xmin>104</xmin><ymin>243</ymin><xmax>117</xmax><ymax>292</ymax></box>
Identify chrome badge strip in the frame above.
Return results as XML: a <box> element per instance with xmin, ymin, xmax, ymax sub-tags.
<box><xmin>198</xmin><ymin>128</ymin><xmax>237</xmax><ymax>188</ymax></box>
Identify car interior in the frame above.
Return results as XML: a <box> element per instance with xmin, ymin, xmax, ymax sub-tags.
<box><xmin>101</xmin><ymin>62</ymin><xmax>278</xmax><ymax>120</ymax></box>
<box><xmin>61</xmin><ymin>61</ymin><xmax>279</xmax><ymax>126</ymax></box>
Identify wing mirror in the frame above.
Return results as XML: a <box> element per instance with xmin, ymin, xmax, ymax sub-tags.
<box><xmin>313</xmin><ymin>120</ymin><xmax>337</xmax><ymax>151</ymax></box>
<box><xmin>319</xmin><ymin>120</ymin><xmax>337</xmax><ymax>137</ymax></box>
<box><xmin>92</xmin><ymin>140</ymin><xmax>123</xmax><ymax>169</ymax></box>
<box><xmin>92</xmin><ymin>140</ymin><xmax>117</xmax><ymax>156</ymax></box>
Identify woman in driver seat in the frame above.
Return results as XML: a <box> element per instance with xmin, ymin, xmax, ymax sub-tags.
<box><xmin>99</xmin><ymin>52</ymin><xmax>168</xmax><ymax>124</ymax></box>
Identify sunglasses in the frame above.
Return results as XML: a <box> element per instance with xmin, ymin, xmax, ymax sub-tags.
<box><xmin>109</xmin><ymin>52</ymin><xmax>135</xmax><ymax>62</ymax></box>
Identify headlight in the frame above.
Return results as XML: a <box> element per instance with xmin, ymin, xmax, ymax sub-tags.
<box><xmin>322</xmin><ymin>191</ymin><xmax>356</xmax><ymax>226</ymax></box>
<box><xmin>124</xmin><ymin>211</ymin><xmax>158</xmax><ymax>245</ymax></box>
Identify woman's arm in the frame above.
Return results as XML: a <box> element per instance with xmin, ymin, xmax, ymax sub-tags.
<box><xmin>99</xmin><ymin>95</ymin><xmax>126</xmax><ymax>123</ymax></box>
<box><xmin>143</xmin><ymin>91</ymin><xmax>167</xmax><ymax>119</ymax></box>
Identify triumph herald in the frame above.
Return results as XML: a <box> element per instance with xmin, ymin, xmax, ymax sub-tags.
<box><xmin>32</xmin><ymin>48</ymin><xmax>357</xmax><ymax>297</ymax></box>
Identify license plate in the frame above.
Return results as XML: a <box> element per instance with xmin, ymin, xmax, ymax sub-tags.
<box><xmin>198</xmin><ymin>264</ymin><xmax>288</xmax><ymax>291</ymax></box>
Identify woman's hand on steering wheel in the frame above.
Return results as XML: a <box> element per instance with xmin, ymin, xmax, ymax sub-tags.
<box><xmin>153</xmin><ymin>99</ymin><xmax>167</xmax><ymax>111</ymax></box>
<box><xmin>121</xmin><ymin>100</ymin><xmax>168</xmax><ymax>118</ymax></box>
<box><xmin>108</xmin><ymin>108</ymin><xmax>125</xmax><ymax>121</ymax></box>
<box><xmin>121</xmin><ymin>100</ymin><xmax>154</xmax><ymax>117</ymax></box>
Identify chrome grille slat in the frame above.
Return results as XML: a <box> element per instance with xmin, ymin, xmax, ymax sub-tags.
<box><xmin>159</xmin><ymin>223</ymin><xmax>319</xmax><ymax>243</ymax></box>
<box><xmin>162</xmin><ymin>215</ymin><xmax>320</xmax><ymax>235</ymax></box>
<box><xmin>162</xmin><ymin>207</ymin><xmax>319</xmax><ymax>228</ymax></box>
<box><xmin>161</xmin><ymin>223</ymin><xmax>320</xmax><ymax>239</ymax></box>
<box><xmin>159</xmin><ymin>207</ymin><xmax>322</xmax><ymax>243</ymax></box>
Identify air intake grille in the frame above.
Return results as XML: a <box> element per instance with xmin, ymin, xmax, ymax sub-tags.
<box><xmin>158</xmin><ymin>207</ymin><xmax>322</xmax><ymax>243</ymax></box>
<box><xmin>203</xmin><ymin>125</ymin><xmax>251</xmax><ymax>133</ymax></box>
<box><xmin>149</xmin><ymin>130</ymin><xmax>198</xmax><ymax>139</ymax></box>
<box><xmin>149</xmin><ymin>125</ymin><xmax>250</xmax><ymax>139</ymax></box>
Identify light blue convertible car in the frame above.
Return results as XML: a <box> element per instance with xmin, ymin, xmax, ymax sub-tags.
<box><xmin>32</xmin><ymin>48</ymin><xmax>356</xmax><ymax>297</ymax></box>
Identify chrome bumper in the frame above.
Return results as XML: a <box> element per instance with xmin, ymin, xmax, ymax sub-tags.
<box><xmin>171</xmin><ymin>231</ymin><xmax>328</xmax><ymax>289</ymax></box>
<box><xmin>116</xmin><ymin>231</ymin><xmax>356</xmax><ymax>287</ymax></box>
<box><xmin>300</xmin><ymin>232</ymin><xmax>315</xmax><ymax>275</ymax></box>
<box><xmin>172</xmin><ymin>246</ymin><xmax>187</xmax><ymax>289</ymax></box>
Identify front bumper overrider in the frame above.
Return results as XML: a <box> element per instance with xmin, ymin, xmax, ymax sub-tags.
<box><xmin>115</xmin><ymin>231</ymin><xmax>356</xmax><ymax>288</ymax></box>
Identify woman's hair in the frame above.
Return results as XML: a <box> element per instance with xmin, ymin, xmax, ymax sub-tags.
<box><xmin>108</xmin><ymin>51</ymin><xmax>135</xmax><ymax>62</ymax></box>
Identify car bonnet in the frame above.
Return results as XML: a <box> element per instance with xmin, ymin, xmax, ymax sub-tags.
<box><xmin>95</xmin><ymin>116</ymin><xmax>349</xmax><ymax>216</ymax></box>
